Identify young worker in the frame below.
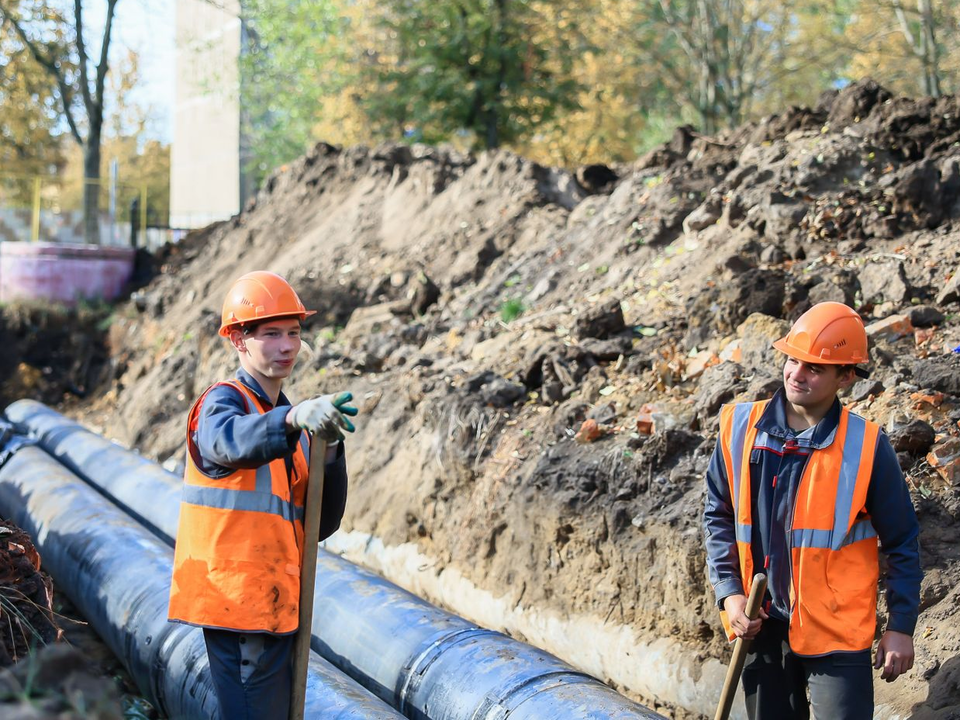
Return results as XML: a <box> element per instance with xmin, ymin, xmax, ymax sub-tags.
<box><xmin>703</xmin><ymin>301</ymin><xmax>922</xmax><ymax>719</ymax></box>
<box><xmin>168</xmin><ymin>271</ymin><xmax>358</xmax><ymax>718</ymax></box>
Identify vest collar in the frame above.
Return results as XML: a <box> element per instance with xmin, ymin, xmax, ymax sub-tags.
<box><xmin>234</xmin><ymin>367</ymin><xmax>291</xmax><ymax>409</ymax></box>
<box><xmin>755</xmin><ymin>388</ymin><xmax>842</xmax><ymax>450</ymax></box>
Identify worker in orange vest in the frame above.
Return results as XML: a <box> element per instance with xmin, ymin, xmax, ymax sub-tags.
<box><xmin>704</xmin><ymin>302</ymin><xmax>922</xmax><ymax>718</ymax></box>
<box><xmin>168</xmin><ymin>271</ymin><xmax>358</xmax><ymax>719</ymax></box>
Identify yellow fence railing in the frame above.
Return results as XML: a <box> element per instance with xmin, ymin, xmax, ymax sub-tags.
<box><xmin>0</xmin><ymin>172</ymin><xmax>147</xmax><ymax>246</ymax></box>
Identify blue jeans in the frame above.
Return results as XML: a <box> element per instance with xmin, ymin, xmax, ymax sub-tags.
<box><xmin>203</xmin><ymin>628</ymin><xmax>294</xmax><ymax>720</ymax></box>
<box><xmin>741</xmin><ymin>619</ymin><xmax>873</xmax><ymax>720</ymax></box>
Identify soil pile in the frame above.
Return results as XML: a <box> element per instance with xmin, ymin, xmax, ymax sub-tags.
<box><xmin>0</xmin><ymin>305</ymin><xmax>112</xmax><ymax>410</ymax></box>
<box><xmin>32</xmin><ymin>79</ymin><xmax>960</xmax><ymax>717</ymax></box>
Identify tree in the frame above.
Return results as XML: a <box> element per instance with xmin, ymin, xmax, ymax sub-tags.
<box><xmin>513</xmin><ymin>0</ymin><xmax>671</xmax><ymax>166</ymax></box>
<box><xmin>0</xmin><ymin>0</ymin><xmax>120</xmax><ymax>243</ymax></box>
<box><xmin>0</xmin><ymin>11</ymin><xmax>65</xmax><ymax>179</ymax></box>
<box><xmin>893</xmin><ymin>0</ymin><xmax>941</xmax><ymax>96</ymax></box>
<box><xmin>237</xmin><ymin>0</ymin><xmax>356</xmax><ymax>184</ymax></box>
<box><xmin>60</xmin><ymin>49</ymin><xmax>170</xmax><ymax>231</ymax></box>
<box><xmin>61</xmin><ymin>137</ymin><xmax>169</xmax><ymax>231</ymax></box>
<box><xmin>639</xmin><ymin>0</ymin><xmax>849</xmax><ymax>134</ymax></box>
<box><xmin>844</xmin><ymin>0</ymin><xmax>959</xmax><ymax>97</ymax></box>
<box><xmin>366</xmin><ymin>0</ymin><xmax>581</xmax><ymax>150</ymax></box>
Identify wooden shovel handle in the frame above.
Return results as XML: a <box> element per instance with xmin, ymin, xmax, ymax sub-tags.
<box><xmin>714</xmin><ymin>573</ymin><xmax>767</xmax><ymax>720</ymax></box>
<box><xmin>289</xmin><ymin>438</ymin><xmax>327</xmax><ymax>720</ymax></box>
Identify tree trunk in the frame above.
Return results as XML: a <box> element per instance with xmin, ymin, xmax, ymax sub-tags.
<box><xmin>83</xmin><ymin>137</ymin><xmax>100</xmax><ymax>245</ymax></box>
<box><xmin>918</xmin><ymin>0</ymin><xmax>940</xmax><ymax>97</ymax></box>
<box><xmin>484</xmin><ymin>0</ymin><xmax>507</xmax><ymax>150</ymax></box>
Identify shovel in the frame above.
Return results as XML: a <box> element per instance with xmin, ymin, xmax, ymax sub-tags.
<box><xmin>714</xmin><ymin>573</ymin><xmax>767</xmax><ymax>720</ymax></box>
<box><xmin>289</xmin><ymin>438</ymin><xmax>327</xmax><ymax>720</ymax></box>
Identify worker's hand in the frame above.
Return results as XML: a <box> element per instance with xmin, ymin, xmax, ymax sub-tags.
<box><xmin>723</xmin><ymin>593</ymin><xmax>767</xmax><ymax>640</ymax></box>
<box><xmin>287</xmin><ymin>392</ymin><xmax>358</xmax><ymax>442</ymax></box>
<box><xmin>875</xmin><ymin>630</ymin><xmax>914</xmax><ymax>682</ymax></box>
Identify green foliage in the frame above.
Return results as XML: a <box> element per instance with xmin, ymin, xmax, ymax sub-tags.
<box><xmin>0</xmin><ymin>6</ymin><xmax>65</xmax><ymax>176</ymax></box>
<box><xmin>239</xmin><ymin>0</ymin><xmax>351</xmax><ymax>184</ymax></box>
<box><xmin>316</xmin><ymin>325</ymin><xmax>344</xmax><ymax>343</ymax></box>
<box><xmin>0</xmin><ymin>0</ymin><xmax>123</xmax><ymax>243</ymax></box>
<box><xmin>231</xmin><ymin>0</ymin><xmax>960</xmax><ymax>181</ymax></box>
<box><xmin>364</xmin><ymin>0</ymin><xmax>581</xmax><ymax>150</ymax></box>
<box><xmin>499</xmin><ymin>297</ymin><xmax>525</xmax><ymax>323</ymax></box>
<box><xmin>632</xmin><ymin>0</ymin><xmax>851</xmax><ymax>133</ymax></box>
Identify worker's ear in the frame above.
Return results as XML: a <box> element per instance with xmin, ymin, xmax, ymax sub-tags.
<box><xmin>837</xmin><ymin>366</ymin><xmax>857</xmax><ymax>390</ymax></box>
<box><xmin>229</xmin><ymin>328</ymin><xmax>247</xmax><ymax>354</ymax></box>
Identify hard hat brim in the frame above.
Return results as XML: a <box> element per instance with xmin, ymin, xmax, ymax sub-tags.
<box><xmin>773</xmin><ymin>337</ymin><xmax>868</xmax><ymax>377</ymax></box>
<box><xmin>218</xmin><ymin>309</ymin><xmax>317</xmax><ymax>338</ymax></box>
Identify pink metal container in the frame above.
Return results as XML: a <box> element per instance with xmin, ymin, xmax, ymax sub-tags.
<box><xmin>0</xmin><ymin>242</ymin><xmax>135</xmax><ymax>305</ymax></box>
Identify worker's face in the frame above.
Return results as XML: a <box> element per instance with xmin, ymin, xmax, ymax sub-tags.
<box><xmin>782</xmin><ymin>356</ymin><xmax>853</xmax><ymax>409</ymax></box>
<box><xmin>231</xmin><ymin>318</ymin><xmax>302</xmax><ymax>380</ymax></box>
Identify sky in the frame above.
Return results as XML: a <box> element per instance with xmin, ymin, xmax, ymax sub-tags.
<box><xmin>85</xmin><ymin>0</ymin><xmax>176</xmax><ymax>143</ymax></box>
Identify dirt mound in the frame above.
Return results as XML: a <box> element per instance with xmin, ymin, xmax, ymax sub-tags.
<box><xmin>34</xmin><ymin>79</ymin><xmax>960</xmax><ymax>717</ymax></box>
<box><xmin>0</xmin><ymin>305</ymin><xmax>112</xmax><ymax>410</ymax></box>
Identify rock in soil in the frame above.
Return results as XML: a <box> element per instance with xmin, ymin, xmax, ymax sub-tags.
<box><xmin>912</xmin><ymin>355</ymin><xmax>960</xmax><ymax>396</ymax></box>
<box><xmin>889</xmin><ymin>419</ymin><xmax>937</xmax><ymax>455</ymax></box>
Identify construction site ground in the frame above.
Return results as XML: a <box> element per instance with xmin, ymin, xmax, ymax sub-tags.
<box><xmin>3</xmin><ymin>79</ymin><xmax>960</xmax><ymax>718</ymax></box>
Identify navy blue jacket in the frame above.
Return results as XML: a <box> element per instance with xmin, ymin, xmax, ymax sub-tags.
<box><xmin>704</xmin><ymin>389</ymin><xmax>922</xmax><ymax>637</ymax></box>
<box><xmin>194</xmin><ymin>367</ymin><xmax>349</xmax><ymax>541</ymax></box>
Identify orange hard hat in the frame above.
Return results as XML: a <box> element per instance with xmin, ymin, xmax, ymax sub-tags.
<box><xmin>772</xmin><ymin>302</ymin><xmax>868</xmax><ymax>365</ymax></box>
<box><xmin>218</xmin><ymin>271</ymin><xmax>315</xmax><ymax>337</ymax></box>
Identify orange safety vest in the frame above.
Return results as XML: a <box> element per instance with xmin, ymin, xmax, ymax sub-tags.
<box><xmin>717</xmin><ymin>399</ymin><xmax>880</xmax><ymax>656</ymax></box>
<box><xmin>168</xmin><ymin>380</ymin><xmax>310</xmax><ymax>633</ymax></box>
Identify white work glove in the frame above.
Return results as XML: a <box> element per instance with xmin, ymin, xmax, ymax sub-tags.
<box><xmin>288</xmin><ymin>392</ymin><xmax>358</xmax><ymax>442</ymax></box>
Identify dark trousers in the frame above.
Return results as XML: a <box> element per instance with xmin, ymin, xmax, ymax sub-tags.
<box><xmin>203</xmin><ymin>627</ymin><xmax>295</xmax><ymax>720</ymax></box>
<box><xmin>742</xmin><ymin>619</ymin><xmax>873</xmax><ymax>720</ymax></box>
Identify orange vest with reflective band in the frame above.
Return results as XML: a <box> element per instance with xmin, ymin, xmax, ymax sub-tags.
<box><xmin>168</xmin><ymin>380</ymin><xmax>310</xmax><ymax>633</ymax></box>
<box><xmin>717</xmin><ymin>399</ymin><xmax>881</xmax><ymax>656</ymax></box>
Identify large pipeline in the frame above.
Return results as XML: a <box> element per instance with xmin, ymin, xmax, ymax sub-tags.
<box><xmin>0</xmin><ymin>440</ymin><xmax>405</xmax><ymax>720</ymax></box>
<box><xmin>7</xmin><ymin>400</ymin><xmax>664</xmax><ymax>719</ymax></box>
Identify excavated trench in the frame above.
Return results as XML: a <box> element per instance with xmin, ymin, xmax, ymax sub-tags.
<box><xmin>3</xmin><ymin>79</ymin><xmax>960</xmax><ymax>719</ymax></box>
<box><xmin>0</xmin><ymin>401</ymin><xmax>663</xmax><ymax>719</ymax></box>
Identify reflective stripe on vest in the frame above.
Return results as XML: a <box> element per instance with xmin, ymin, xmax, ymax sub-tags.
<box><xmin>178</xmin><ymin>449</ymin><xmax>306</xmax><ymax>522</ymax></box>
<box><xmin>719</xmin><ymin>401</ymin><xmax>768</xmax><ymax>602</ymax></box>
<box><xmin>299</xmin><ymin>432</ymin><xmax>310</xmax><ymax>466</ymax></box>
<box><xmin>829</xmin><ymin>412</ymin><xmax>874</xmax><ymax>550</ymax></box>
<box><xmin>718</xmin><ymin>400</ymin><xmax>880</xmax><ymax>655</ymax></box>
<box><xmin>728</xmin><ymin>402</ymin><xmax>754</xmax><ymax>520</ymax></box>
<box><xmin>789</xmin><ymin>411</ymin><xmax>878</xmax><ymax>552</ymax></box>
<box><xmin>791</xmin><ymin>517</ymin><xmax>875</xmax><ymax>550</ymax></box>
<box><xmin>180</xmin><ymin>485</ymin><xmax>306</xmax><ymax>523</ymax></box>
<box><xmin>168</xmin><ymin>379</ymin><xmax>310</xmax><ymax>634</ymax></box>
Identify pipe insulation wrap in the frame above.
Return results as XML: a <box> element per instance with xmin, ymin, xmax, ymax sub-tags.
<box><xmin>310</xmin><ymin>555</ymin><xmax>663</xmax><ymax>719</ymax></box>
<box><xmin>0</xmin><ymin>442</ymin><xmax>403</xmax><ymax>719</ymax></box>
<box><xmin>4</xmin><ymin>399</ymin><xmax>182</xmax><ymax>541</ymax></box>
<box><xmin>6</xmin><ymin>400</ymin><xmax>665</xmax><ymax>720</ymax></box>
